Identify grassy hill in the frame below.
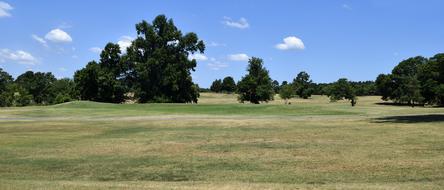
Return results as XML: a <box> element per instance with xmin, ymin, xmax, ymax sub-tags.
<box><xmin>0</xmin><ymin>93</ymin><xmax>443</xmax><ymax>189</ymax></box>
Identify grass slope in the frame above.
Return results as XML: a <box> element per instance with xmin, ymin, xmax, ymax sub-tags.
<box><xmin>0</xmin><ymin>93</ymin><xmax>443</xmax><ymax>189</ymax></box>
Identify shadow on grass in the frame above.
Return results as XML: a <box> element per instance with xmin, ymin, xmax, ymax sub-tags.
<box><xmin>375</xmin><ymin>102</ymin><xmax>424</xmax><ymax>107</ymax></box>
<box><xmin>373</xmin><ymin>114</ymin><xmax>444</xmax><ymax>123</ymax></box>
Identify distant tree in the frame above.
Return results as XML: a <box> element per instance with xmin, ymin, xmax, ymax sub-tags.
<box><xmin>126</xmin><ymin>15</ymin><xmax>204</xmax><ymax>103</ymax></box>
<box><xmin>375</xmin><ymin>74</ymin><xmax>394</xmax><ymax>101</ymax></box>
<box><xmin>74</xmin><ymin>61</ymin><xmax>100</xmax><ymax>101</ymax></box>
<box><xmin>221</xmin><ymin>76</ymin><xmax>236</xmax><ymax>93</ymax></box>
<box><xmin>237</xmin><ymin>57</ymin><xmax>274</xmax><ymax>104</ymax></box>
<box><xmin>281</xmin><ymin>81</ymin><xmax>288</xmax><ymax>86</ymax></box>
<box><xmin>0</xmin><ymin>68</ymin><xmax>14</xmax><ymax>107</ymax></box>
<box><xmin>279</xmin><ymin>84</ymin><xmax>293</xmax><ymax>104</ymax></box>
<box><xmin>293</xmin><ymin>71</ymin><xmax>314</xmax><ymax>99</ymax></box>
<box><xmin>74</xmin><ymin>43</ymin><xmax>126</xmax><ymax>103</ymax></box>
<box><xmin>272</xmin><ymin>80</ymin><xmax>280</xmax><ymax>93</ymax></box>
<box><xmin>418</xmin><ymin>53</ymin><xmax>444</xmax><ymax>105</ymax></box>
<box><xmin>210</xmin><ymin>79</ymin><xmax>222</xmax><ymax>93</ymax></box>
<box><xmin>391</xmin><ymin>56</ymin><xmax>427</xmax><ymax>105</ymax></box>
<box><xmin>52</xmin><ymin>78</ymin><xmax>77</xmax><ymax>104</ymax></box>
<box><xmin>15</xmin><ymin>71</ymin><xmax>57</xmax><ymax>104</ymax></box>
<box><xmin>328</xmin><ymin>78</ymin><xmax>357</xmax><ymax>106</ymax></box>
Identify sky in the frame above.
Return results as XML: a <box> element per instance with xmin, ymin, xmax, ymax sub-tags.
<box><xmin>0</xmin><ymin>0</ymin><xmax>443</xmax><ymax>88</ymax></box>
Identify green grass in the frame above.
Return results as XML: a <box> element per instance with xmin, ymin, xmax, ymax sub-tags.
<box><xmin>0</xmin><ymin>93</ymin><xmax>444</xmax><ymax>189</ymax></box>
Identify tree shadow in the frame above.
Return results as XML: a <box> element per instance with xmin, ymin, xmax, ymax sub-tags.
<box><xmin>375</xmin><ymin>102</ymin><xmax>425</xmax><ymax>107</ymax></box>
<box><xmin>373</xmin><ymin>114</ymin><xmax>444</xmax><ymax>123</ymax></box>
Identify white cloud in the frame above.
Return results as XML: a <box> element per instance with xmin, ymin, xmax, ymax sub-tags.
<box><xmin>0</xmin><ymin>1</ymin><xmax>13</xmax><ymax>18</ymax></box>
<box><xmin>0</xmin><ymin>49</ymin><xmax>37</xmax><ymax>65</ymax></box>
<box><xmin>223</xmin><ymin>17</ymin><xmax>249</xmax><ymax>29</ymax></box>
<box><xmin>117</xmin><ymin>36</ymin><xmax>133</xmax><ymax>53</ymax></box>
<box><xmin>89</xmin><ymin>47</ymin><xmax>102</xmax><ymax>54</ymax></box>
<box><xmin>188</xmin><ymin>53</ymin><xmax>208</xmax><ymax>61</ymax></box>
<box><xmin>342</xmin><ymin>4</ymin><xmax>352</xmax><ymax>10</ymax></box>
<box><xmin>228</xmin><ymin>53</ymin><xmax>250</xmax><ymax>61</ymax></box>
<box><xmin>208</xmin><ymin>41</ymin><xmax>226</xmax><ymax>47</ymax></box>
<box><xmin>45</xmin><ymin>28</ymin><xmax>73</xmax><ymax>43</ymax></box>
<box><xmin>207</xmin><ymin>58</ymin><xmax>228</xmax><ymax>70</ymax></box>
<box><xmin>275</xmin><ymin>36</ymin><xmax>305</xmax><ymax>50</ymax></box>
<box><xmin>31</xmin><ymin>34</ymin><xmax>48</xmax><ymax>47</ymax></box>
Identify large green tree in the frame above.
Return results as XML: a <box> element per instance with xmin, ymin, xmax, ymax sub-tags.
<box><xmin>74</xmin><ymin>43</ymin><xmax>127</xmax><ymax>103</ymax></box>
<box><xmin>221</xmin><ymin>76</ymin><xmax>236</xmax><ymax>93</ymax></box>
<box><xmin>0</xmin><ymin>68</ymin><xmax>14</xmax><ymax>106</ymax></box>
<box><xmin>279</xmin><ymin>84</ymin><xmax>293</xmax><ymax>104</ymax></box>
<box><xmin>15</xmin><ymin>71</ymin><xmax>56</xmax><ymax>104</ymax></box>
<box><xmin>237</xmin><ymin>57</ymin><xmax>274</xmax><ymax>104</ymax></box>
<box><xmin>126</xmin><ymin>15</ymin><xmax>204</xmax><ymax>103</ymax></box>
<box><xmin>210</xmin><ymin>79</ymin><xmax>222</xmax><ymax>93</ymax></box>
<box><xmin>293</xmin><ymin>71</ymin><xmax>314</xmax><ymax>99</ymax></box>
<box><xmin>328</xmin><ymin>78</ymin><xmax>357</xmax><ymax>106</ymax></box>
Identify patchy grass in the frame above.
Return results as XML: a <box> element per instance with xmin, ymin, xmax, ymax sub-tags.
<box><xmin>0</xmin><ymin>93</ymin><xmax>444</xmax><ymax>189</ymax></box>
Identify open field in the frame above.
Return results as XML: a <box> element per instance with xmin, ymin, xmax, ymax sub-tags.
<box><xmin>1</xmin><ymin>93</ymin><xmax>444</xmax><ymax>189</ymax></box>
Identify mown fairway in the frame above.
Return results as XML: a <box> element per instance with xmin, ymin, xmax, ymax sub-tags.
<box><xmin>0</xmin><ymin>93</ymin><xmax>444</xmax><ymax>189</ymax></box>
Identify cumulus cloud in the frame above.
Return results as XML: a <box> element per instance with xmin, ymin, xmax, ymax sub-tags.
<box><xmin>0</xmin><ymin>49</ymin><xmax>37</xmax><ymax>65</ymax></box>
<box><xmin>89</xmin><ymin>47</ymin><xmax>102</xmax><ymax>54</ymax></box>
<box><xmin>188</xmin><ymin>53</ymin><xmax>208</xmax><ymax>61</ymax></box>
<box><xmin>223</xmin><ymin>17</ymin><xmax>249</xmax><ymax>29</ymax></box>
<box><xmin>117</xmin><ymin>36</ymin><xmax>133</xmax><ymax>53</ymax></box>
<box><xmin>228</xmin><ymin>53</ymin><xmax>250</xmax><ymax>61</ymax></box>
<box><xmin>0</xmin><ymin>1</ymin><xmax>13</xmax><ymax>17</ymax></box>
<box><xmin>31</xmin><ymin>34</ymin><xmax>48</xmax><ymax>47</ymax></box>
<box><xmin>275</xmin><ymin>36</ymin><xmax>305</xmax><ymax>50</ymax></box>
<box><xmin>45</xmin><ymin>28</ymin><xmax>73</xmax><ymax>43</ymax></box>
<box><xmin>207</xmin><ymin>58</ymin><xmax>228</xmax><ymax>70</ymax></box>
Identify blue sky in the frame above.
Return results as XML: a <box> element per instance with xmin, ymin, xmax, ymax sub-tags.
<box><xmin>0</xmin><ymin>1</ymin><xmax>443</xmax><ymax>87</ymax></box>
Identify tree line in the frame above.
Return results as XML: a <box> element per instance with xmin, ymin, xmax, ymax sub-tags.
<box><xmin>1</xmin><ymin>14</ymin><xmax>443</xmax><ymax>107</ymax></box>
<box><xmin>209</xmin><ymin>66</ymin><xmax>375</xmax><ymax>106</ymax></box>
<box><xmin>375</xmin><ymin>54</ymin><xmax>444</xmax><ymax>106</ymax></box>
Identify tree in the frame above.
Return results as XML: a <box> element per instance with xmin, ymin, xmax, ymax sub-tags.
<box><xmin>221</xmin><ymin>76</ymin><xmax>236</xmax><ymax>93</ymax></box>
<box><xmin>74</xmin><ymin>61</ymin><xmax>100</xmax><ymax>101</ymax></box>
<box><xmin>328</xmin><ymin>78</ymin><xmax>357</xmax><ymax>106</ymax></box>
<box><xmin>15</xmin><ymin>71</ymin><xmax>57</xmax><ymax>104</ymax></box>
<box><xmin>272</xmin><ymin>80</ymin><xmax>280</xmax><ymax>93</ymax></box>
<box><xmin>390</xmin><ymin>56</ymin><xmax>427</xmax><ymax>105</ymax></box>
<box><xmin>52</xmin><ymin>78</ymin><xmax>77</xmax><ymax>104</ymax></box>
<box><xmin>126</xmin><ymin>15</ymin><xmax>204</xmax><ymax>103</ymax></box>
<box><xmin>210</xmin><ymin>79</ymin><xmax>222</xmax><ymax>93</ymax></box>
<box><xmin>74</xmin><ymin>43</ymin><xmax>127</xmax><ymax>103</ymax></box>
<box><xmin>0</xmin><ymin>68</ymin><xmax>14</xmax><ymax>107</ymax></box>
<box><xmin>293</xmin><ymin>71</ymin><xmax>314</xmax><ymax>99</ymax></box>
<box><xmin>279</xmin><ymin>84</ymin><xmax>293</xmax><ymax>104</ymax></box>
<box><xmin>237</xmin><ymin>57</ymin><xmax>274</xmax><ymax>104</ymax></box>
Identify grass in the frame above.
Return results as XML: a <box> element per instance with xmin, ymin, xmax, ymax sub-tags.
<box><xmin>0</xmin><ymin>93</ymin><xmax>444</xmax><ymax>189</ymax></box>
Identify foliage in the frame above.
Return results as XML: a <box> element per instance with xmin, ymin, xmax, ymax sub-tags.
<box><xmin>237</xmin><ymin>57</ymin><xmax>274</xmax><ymax>104</ymax></box>
<box><xmin>293</xmin><ymin>71</ymin><xmax>314</xmax><ymax>99</ymax></box>
<box><xmin>74</xmin><ymin>43</ymin><xmax>127</xmax><ymax>103</ymax></box>
<box><xmin>272</xmin><ymin>80</ymin><xmax>280</xmax><ymax>93</ymax></box>
<box><xmin>210</xmin><ymin>79</ymin><xmax>222</xmax><ymax>93</ymax></box>
<box><xmin>15</xmin><ymin>71</ymin><xmax>57</xmax><ymax>104</ymax></box>
<box><xmin>375</xmin><ymin>54</ymin><xmax>444</xmax><ymax>106</ymax></box>
<box><xmin>279</xmin><ymin>84</ymin><xmax>293</xmax><ymax>104</ymax></box>
<box><xmin>126</xmin><ymin>15</ymin><xmax>204</xmax><ymax>103</ymax></box>
<box><xmin>328</xmin><ymin>78</ymin><xmax>357</xmax><ymax>106</ymax></box>
<box><xmin>221</xmin><ymin>76</ymin><xmax>236</xmax><ymax>93</ymax></box>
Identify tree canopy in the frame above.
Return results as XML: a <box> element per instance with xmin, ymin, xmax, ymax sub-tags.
<box><xmin>126</xmin><ymin>15</ymin><xmax>204</xmax><ymax>103</ymax></box>
<box><xmin>375</xmin><ymin>54</ymin><xmax>444</xmax><ymax>106</ymax></box>
<box><xmin>328</xmin><ymin>78</ymin><xmax>357</xmax><ymax>106</ymax></box>
<box><xmin>293</xmin><ymin>71</ymin><xmax>314</xmax><ymax>99</ymax></box>
<box><xmin>237</xmin><ymin>57</ymin><xmax>274</xmax><ymax>104</ymax></box>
